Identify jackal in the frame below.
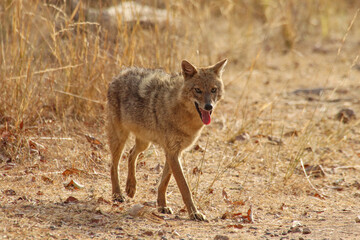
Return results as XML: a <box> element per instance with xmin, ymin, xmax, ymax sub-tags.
<box><xmin>107</xmin><ymin>59</ymin><xmax>227</xmax><ymax>221</ymax></box>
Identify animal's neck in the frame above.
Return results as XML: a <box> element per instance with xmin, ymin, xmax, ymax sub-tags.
<box><xmin>173</xmin><ymin>99</ymin><xmax>204</xmax><ymax>134</ymax></box>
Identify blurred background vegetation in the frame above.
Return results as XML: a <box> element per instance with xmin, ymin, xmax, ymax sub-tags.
<box><xmin>1</xmin><ymin>0</ymin><xmax>359</xmax><ymax>125</ymax></box>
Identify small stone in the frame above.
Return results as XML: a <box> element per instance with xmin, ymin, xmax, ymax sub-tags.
<box><xmin>290</xmin><ymin>227</ymin><xmax>301</xmax><ymax>233</ymax></box>
<box><xmin>158</xmin><ymin>230</ymin><xmax>166</xmax><ymax>236</ymax></box>
<box><xmin>143</xmin><ymin>231</ymin><xmax>153</xmax><ymax>236</ymax></box>
<box><xmin>282</xmin><ymin>230</ymin><xmax>288</xmax><ymax>235</ymax></box>
<box><xmin>302</xmin><ymin>227</ymin><xmax>311</xmax><ymax>234</ymax></box>
<box><xmin>291</xmin><ymin>221</ymin><xmax>302</xmax><ymax>228</ymax></box>
<box><xmin>127</xmin><ymin>204</ymin><xmax>145</xmax><ymax>216</ymax></box>
<box><xmin>335</xmin><ymin>108</ymin><xmax>356</xmax><ymax>123</ymax></box>
<box><xmin>214</xmin><ymin>235</ymin><xmax>229</xmax><ymax>240</ymax></box>
<box><xmin>298</xmin><ymin>237</ymin><xmax>304</xmax><ymax>240</ymax></box>
<box><xmin>355</xmin><ymin>216</ymin><xmax>360</xmax><ymax>223</ymax></box>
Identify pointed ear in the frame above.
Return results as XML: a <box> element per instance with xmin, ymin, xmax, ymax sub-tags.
<box><xmin>181</xmin><ymin>60</ymin><xmax>197</xmax><ymax>79</ymax></box>
<box><xmin>211</xmin><ymin>59</ymin><xmax>228</xmax><ymax>77</ymax></box>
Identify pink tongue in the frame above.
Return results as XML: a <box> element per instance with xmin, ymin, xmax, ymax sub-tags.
<box><xmin>200</xmin><ymin>109</ymin><xmax>211</xmax><ymax>125</ymax></box>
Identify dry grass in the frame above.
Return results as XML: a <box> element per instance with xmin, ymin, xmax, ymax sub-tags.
<box><xmin>1</xmin><ymin>0</ymin><xmax>360</xmax><ymax>239</ymax></box>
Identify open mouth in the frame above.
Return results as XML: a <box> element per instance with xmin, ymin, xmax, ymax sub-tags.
<box><xmin>195</xmin><ymin>102</ymin><xmax>212</xmax><ymax>125</ymax></box>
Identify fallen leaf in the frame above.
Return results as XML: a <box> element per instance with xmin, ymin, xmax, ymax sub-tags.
<box><xmin>245</xmin><ymin>207</ymin><xmax>253</xmax><ymax>223</ymax></box>
<box><xmin>311</xmin><ymin>192</ymin><xmax>326</xmax><ymax>200</ymax></box>
<box><xmin>98</xmin><ymin>197</ymin><xmax>111</xmax><ymax>205</ymax></box>
<box><xmin>179</xmin><ymin>207</ymin><xmax>187</xmax><ymax>213</ymax></box>
<box><xmin>192</xmin><ymin>167</ymin><xmax>203</xmax><ymax>175</ymax></box>
<box><xmin>221</xmin><ymin>188</ymin><xmax>245</xmax><ymax>206</ymax></box>
<box><xmin>222</xmin><ymin>188</ymin><xmax>232</xmax><ymax>204</ymax></box>
<box><xmin>62</xmin><ymin>168</ymin><xmax>81</xmax><ymax>176</ymax></box>
<box><xmin>64</xmin><ymin>179</ymin><xmax>84</xmax><ymax>190</ymax></box>
<box><xmin>1</xmin><ymin>163</ymin><xmax>16</xmax><ymax>170</ymax></box>
<box><xmin>284</xmin><ymin>130</ymin><xmax>299</xmax><ymax>137</ymax></box>
<box><xmin>193</xmin><ymin>144</ymin><xmax>204</xmax><ymax>152</ymax></box>
<box><xmin>143</xmin><ymin>230</ymin><xmax>154</xmax><ymax>236</ymax></box>
<box><xmin>4</xmin><ymin>189</ymin><xmax>16</xmax><ymax>196</ymax></box>
<box><xmin>19</xmin><ymin>121</ymin><xmax>24</xmax><ymax>130</ymax></box>
<box><xmin>227</xmin><ymin>224</ymin><xmax>244</xmax><ymax>229</ymax></box>
<box><xmin>279</xmin><ymin>203</ymin><xmax>285</xmax><ymax>211</ymax></box>
<box><xmin>222</xmin><ymin>207</ymin><xmax>253</xmax><ymax>223</ymax></box>
<box><xmin>85</xmin><ymin>134</ymin><xmax>103</xmax><ymax>149</ymax></box>
<box><xmin>64</xmin><ymin>196</ymin><xmax>79</xmax><ymax>204</ymax></box>
<box><xmin>41</xmin><ymin>176</ymin><xmax>53</xmax><ymax>184</ymax></box>
<box><xmin>138</xmin><ymin>161</ymin><xmax>146</xmax><ymax>168</ymax></box>
<box><xmin>28</xmin><ymin>140</ymin><xmax>45</xmax><ymax>153</ymax></box>
<box><xmin>232</xmin><ymin>200</ymin><xmax>245</xmax><ymax>206</ymax></box>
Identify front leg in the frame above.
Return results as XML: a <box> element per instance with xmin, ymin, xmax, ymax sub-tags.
<box><xmin>157</xmin><ymin>161</ymin><xmax>173</xmax><ymax>214</ymax></box>
<box><xmin>165</xmin><ymin>152</ymin><xmax>206</xmax><ymax>221</ymax></box>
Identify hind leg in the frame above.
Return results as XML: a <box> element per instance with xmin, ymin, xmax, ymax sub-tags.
<box><xmin>126</xmin><ymin>138</ymin><xmax>150</xmax><ymax>198</ymax></box>
<box><xmin>108</xmin><ymin>118</ymin><xmax>129</xmax><ymax>202</ymax></box>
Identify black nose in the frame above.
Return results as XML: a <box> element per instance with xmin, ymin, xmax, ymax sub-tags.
<box><xmin>204</xmin><ymin>103</ymin><xmax>213</xmax><ymax>111</ymax></box>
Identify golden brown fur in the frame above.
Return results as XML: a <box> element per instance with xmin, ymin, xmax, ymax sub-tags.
<box><xmin>107</xmin><ymin>59</ymin><xmax>227</xmax><ymax>220</ymax></box>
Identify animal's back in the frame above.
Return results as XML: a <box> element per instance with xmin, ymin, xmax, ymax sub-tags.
<box><xmin>107</xmin><ymin>67</ymin><xmax>183</xmax><ymax>144</ymax></box>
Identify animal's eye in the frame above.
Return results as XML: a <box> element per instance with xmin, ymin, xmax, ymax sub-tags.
<box><xmin>211</xmin><ymin>88</ymin><xmax>217</xmax><ymax>93</ymax></box>
<box><xmin>194</xmin><ymin>88</ymin><xmax>202</xmax><ymax>93</ymax></box>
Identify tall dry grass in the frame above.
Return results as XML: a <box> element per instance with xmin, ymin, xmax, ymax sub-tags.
<box><xmin>1</xmin><ymin>0</ymin><xmax>357</xmax><ymax>122</ymax></box>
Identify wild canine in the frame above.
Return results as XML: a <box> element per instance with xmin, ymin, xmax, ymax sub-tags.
<box><xmin>107</xmin><ymin>59</ymin><xmax>227</xmax><ymax>220</ymax></box>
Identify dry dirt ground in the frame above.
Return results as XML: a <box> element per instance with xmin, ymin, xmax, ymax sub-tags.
<box><xmin>1</xmin><ymin>3</ymin><xmax>360</xmax><ymax>240</ymax></box>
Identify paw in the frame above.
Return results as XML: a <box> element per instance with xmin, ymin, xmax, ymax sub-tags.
<box><xmin>190</xmin><ymin>211</ymin><xmax>207</xmax><ymax>221</ymax></box>
<box><xmin>112</xmin><ymin>193</ymin><xmax>125</xmax><ymax>203</ymax></box>
<box><xmin>126</xmin><ymin>179</ymin><xmax>136</xmax><ymax>198</ymax></box>
<box><xmin>158</xmin><ymin>206</ymin><xmax>173</xmax><ymax>214</ymax></box>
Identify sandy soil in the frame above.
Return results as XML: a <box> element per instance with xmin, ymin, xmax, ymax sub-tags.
<box><xmin>1</xmin><ymin>41</ymin><xmax>360</xmax><ymax>240</ymax></box>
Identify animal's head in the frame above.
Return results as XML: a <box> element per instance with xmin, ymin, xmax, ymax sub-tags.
<box><xmin>181</xmin><ymin>59</ymin><xmax>227</xmax><ymax>125</ymax></box>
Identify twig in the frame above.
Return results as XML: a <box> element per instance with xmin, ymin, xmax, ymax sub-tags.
<box><xmin>29</xmin><ymin>137</ymin><xmax>73</xmax><ymax>141</ymax></box>
<box><xmin>54</xmin><ymin>90</ymin><xmax>105</xmax><ymax>104</ymax></box>
<box><xmin>7</xmin><ymin>64</ymin><xmax>83</xmax><ymax>80</ymax></box>
<box><xmin>300</xmin><ymin>158</ymin><xmax>325</xmax><ymax>197</ymax></box>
